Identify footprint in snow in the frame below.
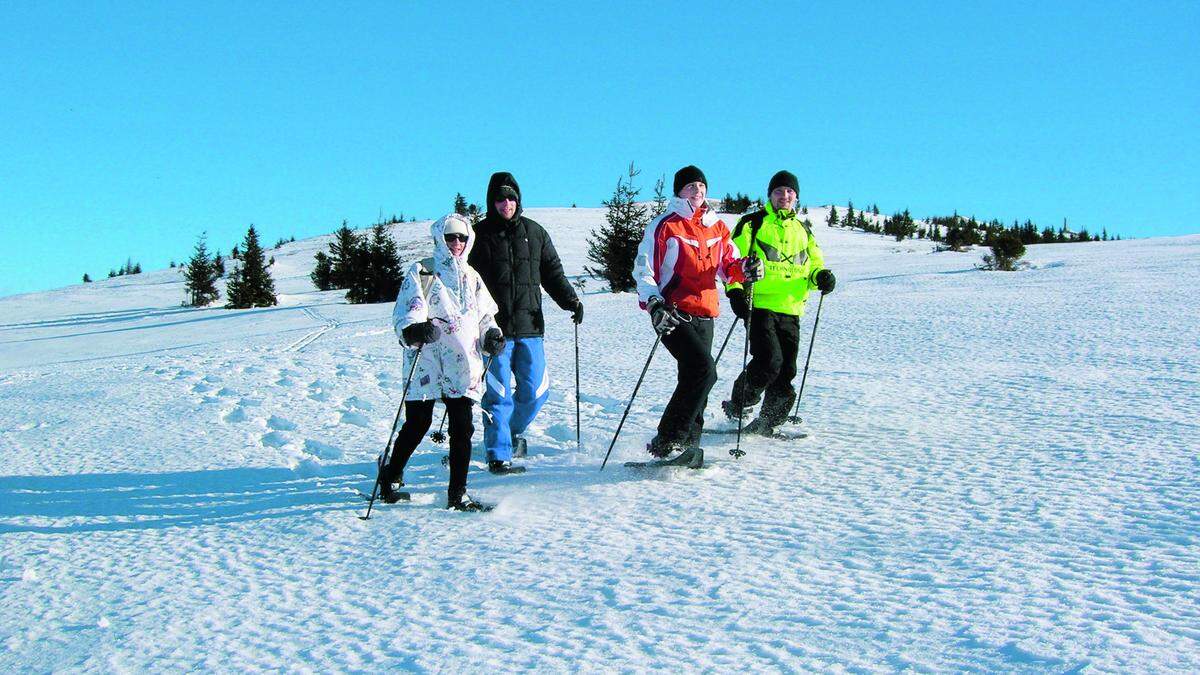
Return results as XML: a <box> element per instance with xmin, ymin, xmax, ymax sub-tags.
<box><xmin>276</xmin><ymin>376</ymin><xmax>296</xmax><ymax>387</ymax></box>
<box><xmin>222</xmin><ymin>407</ymin><xmax>248</xmax><ymax>423</ymax></box>
<box><xmin>260</xmin><ymin>431</ymin><xmax>289</xmax><ymax>448</ymax></box>
<box><xmin>339</xmin><ymin>410</ymin><xmax>371</xmax><ymax>428</ymax></box>
<box><xmin>308</xmin><ymin>390</ymin><xmax>331</xmax><ymax>402</ymax></box>
<box><xmin>267</xmin><ymin>415</ymin><xmax>297</xmax><ymax>431</ymax></box>
<box><xmin>303</xmin><ymin>439</ymin><xmax>343</xmax><ymax>460</ymax></box>
<box><xmin>342</xmin><ymin>396</ymin><xmax>373</xmax><ymax>411</ymax></box>
<box><xmin>192</xmin><ymin>382</ymin><xmax>215</xmax><ymax>394</ymax></box>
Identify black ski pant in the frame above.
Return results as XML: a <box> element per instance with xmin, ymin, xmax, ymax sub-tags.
<box><xmin>731</xmin><ymin>309</ymin><xmax>800</xmax><ymax>425</ymax></box>
<box><xmin>658</xmin><ymin>316</ymin><xmax>716</xmax><ymax>445</ymax></box>
<box><xmin>382</xmin><ymin>397</ymin><xmax>475</xmax><ymax>499</ymax></box>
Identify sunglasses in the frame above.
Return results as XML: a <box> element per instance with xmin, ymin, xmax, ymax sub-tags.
<box><xmin>444</xmin><ymin>233</ymin><xmax>469</xmax><ymax>243</ymax></box>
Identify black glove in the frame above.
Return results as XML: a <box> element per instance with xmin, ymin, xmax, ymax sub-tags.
<box><xmin>815</xmin><ymin>269</ymin><xmax>836</xmax><ymax>295</ymax></box>
<box><xmin>570</xmin><ymin>299</ymin><xmax>584</xmax><ymax>325</ymax></box>
<box><xmin>741</xmin><ymin>256</ymin><xmax>765</xmax><ymax>283</ymax></box>
<box><xmin>647</xmin><ymin>296</ymin><xmax>682</xmax><ymax>335</ymax></box>
<box><xmin>402</xmin><ymin>320</ymin><xmax>441</xmax><ymax>346</ymax></box>
<box><xmin>483</xmin><ymin>327</ymin><xmax>506</xmax><ymax>356</ymax></box>
<box><xmin>726</xmin><ymin>288</ymin><xmax>749</xmax><ymax>323</ymax></box>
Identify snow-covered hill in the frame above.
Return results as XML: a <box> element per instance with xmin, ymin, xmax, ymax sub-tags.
<box><xmin>1</xmin><ymin>208</ymin><xmax>1198</xmax><ymax>671</ymax></box>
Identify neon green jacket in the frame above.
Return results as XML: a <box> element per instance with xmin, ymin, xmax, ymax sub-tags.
<box><xmin>725</xmin><ymin>202</ymin><xmax>825</xmax><ymax>316</ymax></box>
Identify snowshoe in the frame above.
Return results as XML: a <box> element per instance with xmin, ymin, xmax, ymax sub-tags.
<box><xmin>447</xmin><ymin>492</ymin><xmax>493</xmax><ymax>512</ymax></box>
<box><xmin>488</xmin><ymin>460</ymin><xmax>527</xmax><ymax>475</ymax></box>
<box><xmin>378</xmin><ymin>480</ymin><xmax>411</xmax><ymax>504</ymax></box>
<box><xmin>625</xmin><ymin>446</ymin><xmax>704</xmax><ymax>470</ymax></box>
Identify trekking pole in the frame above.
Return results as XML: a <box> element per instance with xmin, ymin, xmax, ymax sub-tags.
<box><xmin>788</xmin><ymin>293</ymin><xmax>825</xmax><ymax>424</ymax></box>
<box><xmin>600</xmin><ymin>335</ymin><xmax>662</xmax><ymax>471</ymax></box>
<box><xmin>732</xmin><ymin>282</ymin><xmax>755</xmax><ymax>459</ymax></box>
<box><xmin>713</xmin><ymin>316</ymin><xmax>739</xmax><ymax>366</ymax></box>
<box><xmin>574</xmin><ymin>321</ymin><xmax>582</xmax><ymax>452</ymax></box>
<box><xmin>430</xmin><ymin>409</ymin><xmax>448</xmax><ymax>444</ymax></box>
<box><xmin>361</xmin><ymin>344</ymin><xmax>424</xmax><ymax>520</ymax></box>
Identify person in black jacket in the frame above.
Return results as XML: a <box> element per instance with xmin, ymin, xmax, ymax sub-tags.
<box><xmin>469</xmin><ymin>171</ymin><xmax>583</xmax><ymax>473</ymax></box>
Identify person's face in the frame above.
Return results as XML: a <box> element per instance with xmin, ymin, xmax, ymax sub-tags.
<box><xmin>679</xmin><ymin>181</ymin><xmax>706</xmax><ymax>209</ymax></box>
<box><xmin>495</xmin><ymin>195</ymin><xmax>517</xmax><ymax>220</ymax></box>
<box><xmin>770</xmin><ymin>186</ymin><xmax>797</xmax><ymax>211</ymax></box>
<box><xmin>445</xmin><ymin>234</ymin><xmax>467</xmax><ymax>256</ymax></box>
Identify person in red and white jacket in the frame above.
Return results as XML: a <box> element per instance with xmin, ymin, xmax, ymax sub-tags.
<box><xmin>632</xmin><ymin>165</ymin><xmax>764</xmax><ymax>460</ymax></box>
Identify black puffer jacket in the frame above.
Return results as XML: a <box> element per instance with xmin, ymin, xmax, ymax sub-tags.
<box><xmin>468</xmin><ymin>172</ymin><xmax>578</xmax><ymax>338</ymax></box>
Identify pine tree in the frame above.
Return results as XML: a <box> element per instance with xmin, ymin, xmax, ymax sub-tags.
<box><xmin>652</xmin><ymin>175</ymin><xmax>668</xmax><ymax>217</ymax></box>
<box><xmin>586</xmin><ymin>162</ymin><xmax>649</xmax><ymax>292</ymax></box>
<box><xmin>454</xmin><ymin>193</ymin><xmax>469</xmax><ymax>216</ymax></box>
<box><xmin>328</xmin><ymin>220</ymin><xmax>362</xmax><ymax>289</ymax></box>
<box><xmin>225</xmin><ymin>225</ymin><xmax>277</xmax><ymax>308</ymax></box>
<box><xmin>311</xmin><ymin>251</ymin><xmax>334</xmax><ymax>291</ymax></box>
<box><xmin>347</xmin><ymin>223</ymin><xmax>403</xmax><ymax>304</ymax></box>
<box><xmin>846</xmin><ymin>202</ymin><xmax>856</xmax><ymax>231</ymax></box>
<box><xmin>827</xmin><ymin>205</ymin><xmax>840</xmax><ymax>228</ymax></box>
<box><xmin>183</xmin><ymin>232</ymin><xmax>220</xmax><ymax>307</ymax></box>
<box><xmin>82</xmin><ymin>273</ymin><xmax>92</xmax><ymax>283</ymax></box>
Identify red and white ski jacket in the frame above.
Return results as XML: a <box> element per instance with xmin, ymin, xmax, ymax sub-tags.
<box><xmin>634</xmin><ymin>197</ymin><xmax>747</xmax><ymax>318</ymax></box>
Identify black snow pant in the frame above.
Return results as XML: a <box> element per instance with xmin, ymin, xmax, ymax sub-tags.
<box><xmin>658</xmin><ymin>316</ymin><xmax>716</xmax><ymax>446</ymax></box>
<box><xmin>730</xmin><ymin>309</ymin><xmax>801</xmax><ymax>426</ymax></box>
<box><xmin>382</xmin><ymin>397</ymin><xmax>475</xmax><ymax>500</ymax></box>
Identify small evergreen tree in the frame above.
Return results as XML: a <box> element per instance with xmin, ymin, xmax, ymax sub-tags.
<box><xmin>981</xmin><ymin>234</ymin><xmax>1026</xmax><ymax>271</ymax></box>
<box><xmin>82</xmin><ymin>273</ymin><xmax>91</xmax><ymax>283</ymax></box>
<box><xmin>213</xmin><ymin>254</ymin><xmax>225</xmax><ymax>278</ymax></box>
<box><xmin>311</xmin><ymin>251</ymin><xmax>334</xmax><ymax>291</ymax></box>
<box><xmin>328</xmin><ymin>220</ymin><xmax>362</xmax><ymax>289</ymax></box>
<box><xmin>652</xmin><ymin>175</ymin><xmax>668</xmax><ymax>217</ymax></box>
<box><xmin>346</xmin><ymin>223</ymin><xmax>403</xmax><ymax>304</ymax></box>
<box><xmin>225</xmin><ymin>225</ymin><xmax>277</xmax><ymax>308</ymax></box>
<box><xmin>846</xmin><ymin>201</ymin><xmax>855</xmax><ymax>230</ymax></box>
<box><xmin>827</xmin><ymin>205</ymin><xmax>840</xmax><ymax>227</ymax></box>
<box><xmin>454</xmin><ymin>193</ymin><xmax>469</xmax><ymax>216</ymax></box>
<box><xmin>183</xmin><ymin>232</ymin><xmax>220</xmax><ymax>306</ymax></box>
<box><xmin>586</xmin><ymin>162</ymin><xmax>649</xmax><ymax>292</ymax></box>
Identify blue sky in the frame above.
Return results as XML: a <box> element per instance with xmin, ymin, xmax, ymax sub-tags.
<box><xmin>2</xmin><ymin>1</ymin><xmax>1197</xmax><ymax>297</ymax></box>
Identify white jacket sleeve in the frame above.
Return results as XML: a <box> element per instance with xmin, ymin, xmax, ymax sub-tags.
<box><xmin>633</xmin><ymin>215</ymin><xmax>664</xmax><ymax>308</ymax></box>
<box><xmin>392</xmin><ymin>262</ymin><xmax>429</xmax><ymax>347</ymax></box>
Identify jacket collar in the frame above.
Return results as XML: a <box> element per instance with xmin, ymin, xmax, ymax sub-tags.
<box><xmin>668</xmin><ymin>196</ymin><xmax>713</xmax><ymax>224</ymax></box>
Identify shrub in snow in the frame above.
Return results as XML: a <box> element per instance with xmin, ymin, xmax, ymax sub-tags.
<box><xmin>980</xmin><ymin>234</ymin><xmax>1026</xmax><ymax>271</ymax></box>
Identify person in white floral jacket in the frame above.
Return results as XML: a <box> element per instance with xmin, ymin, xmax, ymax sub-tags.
<box><xmin>378</xmin><ymin>213</ymin><xmax>505</xmax><ymax>511</ymax></box>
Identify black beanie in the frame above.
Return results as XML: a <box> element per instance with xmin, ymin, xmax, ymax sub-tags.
<box><xmin>768</xmin><ymin>170</ymin><xmax>799</xmax><ymax>196</ymax></box>
<box><xmin>673</xmin><ymin>165</ymin><xmax>707</xmax><ymax>196</ymax></box>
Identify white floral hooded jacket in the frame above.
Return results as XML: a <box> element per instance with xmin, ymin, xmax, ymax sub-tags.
<box><xmin>392</xmin><ymin>214</ymin><xmax>500</xmax><ymax>402</ymax></box>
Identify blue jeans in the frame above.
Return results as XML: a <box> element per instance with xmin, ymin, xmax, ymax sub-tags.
<box><xmin>482</xmin><ymin>337</ymin><xmax>549</xmax><ymax>461</ymax></box>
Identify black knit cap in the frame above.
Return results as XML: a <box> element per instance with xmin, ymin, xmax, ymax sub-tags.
<box><xmin>768</xmin><ymin>170</ymin><xmax>799</xmax><ymax>196</ymax></box>
<box><xmin>673</xmin><ymin>165</ymin><xmax>707</xmax><ymax>196</ymax></box>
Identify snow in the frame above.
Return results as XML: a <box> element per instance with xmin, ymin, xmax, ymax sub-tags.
<box><xmin>1</xmin><ymin>208</ymin><xmax>1198</xmax><ymax>671</ymax></box>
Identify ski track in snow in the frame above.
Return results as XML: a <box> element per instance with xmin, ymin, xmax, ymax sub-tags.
<box><xmin>0</xmin><ymin>210</ymin><xmax>1198</xmax><ymax>671</ymax></box>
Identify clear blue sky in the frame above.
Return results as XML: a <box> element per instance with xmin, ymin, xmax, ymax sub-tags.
<box><xmin>2</xmin><ymin>1</ymin><xmax>1197</xmax><ymax>297</ymax></box>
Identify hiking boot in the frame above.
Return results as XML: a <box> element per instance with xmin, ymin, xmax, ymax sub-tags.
<box><xmin>488</xmin><ymin>460</ymin><xmax>526</xmax><ymax>475</ymax></box>
<box><xmin>647</xmin><ymin>435</ymin><xmax>685</xmax><ymax>459</ymax></box>
<box><xmin>447</xmin><ymin>491</ymin><xmax>490</xmax><ymax>512</ymax></box>
<box><xmin>721</xmin><ymin>399</ymin><xmax>753</xmax><ymax>420</ymax></box>
<box><xmin>742</xmin><ymin>417</ymin><xmax>776</xmax><ymax>437</ymax></box>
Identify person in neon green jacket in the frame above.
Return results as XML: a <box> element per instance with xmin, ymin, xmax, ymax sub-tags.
<box><xmin>722</xmin><ymin>170</ymin><xmax>836</xmax><ymax>433</ymax></box>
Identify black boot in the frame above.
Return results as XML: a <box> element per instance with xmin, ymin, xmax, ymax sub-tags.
<box><xmin>447</xmin><ymin>490</ymin><xmax>490</xmax><ymax>512</ymax></box>
<box><xmin>647</xmin><ymin>435</ymin><xmax>685</xmax><ymax>458</ymax></box>
<box><xmin>376</xmin><ymin>470</ymin><xmax>409</xmax><ymax>504</ymax></box>
<box><xmin>488</xmin><ymin>460</ymin><xmax>526</xmax><ymax>475</ymax></box>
